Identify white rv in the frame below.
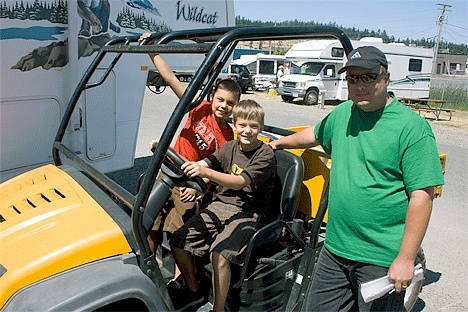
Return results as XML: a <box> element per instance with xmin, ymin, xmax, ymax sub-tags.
<box><xmin>278</xmin><ymin>38</ymin><xmax>434</xmax><ymax>105</ymax></box>
<box><xmin>232</xmin><ymin>53</ymin><xmax>286</xmax><ymax>89</ymax></box>
<box><xmin>0</xmin><ymin>0</ymin><xmax>234</xmax><ymax>182</ymax></box>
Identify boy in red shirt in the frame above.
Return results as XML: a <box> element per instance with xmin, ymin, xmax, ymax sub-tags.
<box><xmin>151</xmin><ymin>79</ymin><xmax>242</xmax><ymax>236</ymax></box>
<box><xmin>139</xmin><ymin>33</ymin><xmax>242</xmax><ymax>277</ymax></box>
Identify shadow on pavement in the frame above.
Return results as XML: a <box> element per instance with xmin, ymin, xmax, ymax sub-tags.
<box><xmin>106</xmin><ymin>156</ymin><xmax>152</xmax><ymax>195</ymax></box>
<box><xmin>424</xmin><ymin>269</ymin><xmax>442</xmax><ymax>286</ymax></box>
<box><xmin>412</xmin><ymin>269</ymin><xmax>442</xmax><ymax>311</ymax></box>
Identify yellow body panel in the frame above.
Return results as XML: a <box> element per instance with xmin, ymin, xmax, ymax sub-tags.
<box><xmin>281</xmin><ymin>126</ymin><xmax>331</xmax><ymax>222</ymax></box>
<box><xmin>434</xmin><ymin>153</ymin><xmax>447</xmax><ymax>198</ymax></box>
<box><xmin>0</xmin><ymin>165</ymin><xmax>132</xmax><ymax>307</ymax></box>
<box><xmin>287</xmin><ymin>147</ymin><xmax>330</xmax><ymax>222</ymax></box>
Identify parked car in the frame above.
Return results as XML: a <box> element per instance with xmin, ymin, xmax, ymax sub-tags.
<box><xmin>218</xmin><ymin>64</ymin><xmax>254</xmax><ymax>93</ymax></box>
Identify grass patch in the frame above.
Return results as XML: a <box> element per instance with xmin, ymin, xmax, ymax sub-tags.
<box><xmin>430</xmin><ymin>85</ymin><xmax>468</xmax><ymax>111</ymax></box>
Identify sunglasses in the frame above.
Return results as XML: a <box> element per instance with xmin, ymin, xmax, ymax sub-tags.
<box><xmin>345</xmin><ymin>72</ymin><xmax>385</xmax><ymax>84</ymax></box>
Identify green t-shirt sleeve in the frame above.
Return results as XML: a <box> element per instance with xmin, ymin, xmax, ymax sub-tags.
<box><xmin>314</xmin><ymin>114</ymin><xmax>332</xmax><ymax>154</ymax></box>
<box><xmin>401</xmin><ymin>131</ymin><xmax>445</xmax><ymax>192</ymax></box>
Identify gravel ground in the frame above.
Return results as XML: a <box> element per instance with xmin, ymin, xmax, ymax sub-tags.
<box><xmin>429</xmin><ymin>114</ymin><xmax>468</xmax><ymax>149</ymax></box>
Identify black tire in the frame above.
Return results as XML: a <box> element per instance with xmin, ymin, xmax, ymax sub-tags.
<box><xmin>147</xmin><ymin>85</ymin><xmax>166</xmax><ymax>94</ymax></box>
<box><xmin>304</xmin><ymin>89</ymin><xmax>319</xmax><ymax>105</ymax></box>
<box><xmin>404</xmin><ymin>247</ymin><xmax>426</xmax><ymax>311</ymax></box>
<box><xmin>281</xmin><ymin>95</ymin><xmax>294</xmax><ymax>103</ymax></box>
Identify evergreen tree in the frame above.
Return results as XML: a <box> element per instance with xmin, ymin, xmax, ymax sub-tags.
<box><xmin>29</xmin><ymin>0</ymin><xmax>41</xmax><ymax>20</ymax></box>
<box><xmin>14</xmin><ymin>1</ymin><xmax>27</xmax><ymax>20</ymax></box>
<box><xmin>139</xmin><ymin>12</ymin><xmax>150</xmax><ymax>30</ymax></box>
<box><xmin>0</xmin><ymin>1</ymin><xmax>8</xmax><ymax>18</ymax></box>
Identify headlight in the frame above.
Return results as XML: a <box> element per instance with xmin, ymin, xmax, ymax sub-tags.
<box><xmin>297</xmin><ymin>82</ymin><xmax>307</xmax><ymax>88</ymax></box>
<box><xmin>278</xmin><ymin>81</ymin><xmax>283</xmax><ymax>87</ymax></box>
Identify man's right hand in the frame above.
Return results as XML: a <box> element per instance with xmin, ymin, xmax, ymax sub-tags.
<box><xmin>268</xmin><ymin>140</ymin><xmax>279</xmax><ymax>151</ymax></box>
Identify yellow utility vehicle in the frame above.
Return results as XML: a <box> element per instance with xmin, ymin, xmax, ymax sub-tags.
<box><xmin>0</xmin><ymin>27</ymin><xmax>444</xmax><ymax>311</ymax></box>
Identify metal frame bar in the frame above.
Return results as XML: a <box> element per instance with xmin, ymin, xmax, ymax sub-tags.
<box><xmin>51</xmin><ymin>26</ymin><xmax>353</xmax><ymax>298</ymax></box>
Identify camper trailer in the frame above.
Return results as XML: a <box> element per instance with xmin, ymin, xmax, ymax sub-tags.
<box><xmin>278</xmin><ymin>38</ymin><xmax>434</xmax><ymax>105</ymax></box>
<box><xmin>0</xmin><ymin>0</ymin><xmax>234</xmax><ymax>182</ymax></box>
<box><xmin>232</xmin><ymin>53</ymin><xmax>286</xmax><ymax>89</ymax></box>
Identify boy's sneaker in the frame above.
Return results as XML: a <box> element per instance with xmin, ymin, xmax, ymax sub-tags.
<box><xmin>170</xmin><ymin>287</ymin><xmax>204</xmax><ymax>311</ymax></box>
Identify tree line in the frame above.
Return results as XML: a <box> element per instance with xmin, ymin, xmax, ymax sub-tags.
<box><xmin>0</xmin><ymin>0</ymin><xmax>67</xmax><ymax>24</ymax></box>
<box><xmin>116</xmin><ymin>7</ymin><xmax>171</xmax><ymax>32</ymax></box>
<box><xmin>236</xmin><ymin>16</ymin><xmax>468</xmax><ymax>55</ymax></box>
<box><xmin>0</xmin><ymin>1</ymin><xmax>170</xmax><ymax>33</ymax></box>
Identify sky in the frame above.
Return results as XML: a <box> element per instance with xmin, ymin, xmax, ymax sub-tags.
<box><xmin>233</xmin><ymin>0</ymin><xmax>468</xmax><ymax>45</ymax></box>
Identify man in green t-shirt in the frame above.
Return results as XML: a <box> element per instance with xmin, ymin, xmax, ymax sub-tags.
<box><xmin>269</xmin><ymin>46</ymin><xmax>444</xmax><ymax>311</ymax></box>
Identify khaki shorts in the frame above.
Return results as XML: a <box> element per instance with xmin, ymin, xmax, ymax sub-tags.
<box><xmin>152</xmin><ymin>186</ymin><xmax>201</xmax><ymax>233</ymax></box>
<box><xmin>170</xmin><ymin>201</ymin><xmax>261</xmax><ymax>265</ymax></box>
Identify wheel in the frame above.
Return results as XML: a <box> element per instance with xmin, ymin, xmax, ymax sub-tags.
<box><xmin>281</xmin><ymin>95</ymin><xmax>294</xmax><ymax>103</ymax></box>
<box><xmin>304</xmin><ymin>90</ymin><xmax>318</xmax><ymax>105</ymax></box>
<box><xmin>153</xmin><ymin>143</ymin><xmax>208</xmax><ymax>193</ymax></box>
<box><xmin>147</xmin><ymin>85</ymin><xmax>166</xmax><ymax>94</ymax></box>
<box><xmin>404</xmin><ymin>247</ymin><xmax>426</xmax><ymax>311</ymax></box>
<box><xmin>239</xmin><ymin>71</ymin><xmax>252</xmax><ymax>93</ymax></box>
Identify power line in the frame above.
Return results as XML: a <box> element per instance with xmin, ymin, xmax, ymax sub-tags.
<box><xmin>443</xmin><ymin>24</ymin><xmax>468</xmax><ymax>42</ymax></box>
<box><xmin>404</xmin><ymin>25</ymin><xmax>439</xmax><ymax>38</ymax></box>
<box><xmin>446</xmin><ymin>23</ymin><xmax>468</xmax><ymax>31</ymax></box>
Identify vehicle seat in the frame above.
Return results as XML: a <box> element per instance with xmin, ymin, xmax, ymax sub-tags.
<box><xmin>265</xmin><ymin>149</ymin><xmax>304</xmax><ymax>223</ymax></box>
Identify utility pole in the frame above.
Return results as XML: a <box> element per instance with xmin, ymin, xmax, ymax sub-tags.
<box><xmin>431</xmin><ymin>3</ymin><xmax>452</xmax><ymax>75</ymax></box>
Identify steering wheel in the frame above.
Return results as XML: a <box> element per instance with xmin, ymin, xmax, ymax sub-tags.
<box><xmin>155</xmin><ymin>143</ymin><xmax>208</xmax><ymax>193</ymax></box>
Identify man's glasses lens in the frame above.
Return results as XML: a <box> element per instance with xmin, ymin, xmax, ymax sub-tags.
<box><xmin>346</xmin><ymin>73</ymin><xmax>381</xmax><ymax>84</ymax></box>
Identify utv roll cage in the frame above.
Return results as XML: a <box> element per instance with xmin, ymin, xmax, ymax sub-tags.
<box><xmin>52</xmin><ymin>26</ymin><xmax>352</xmax><ymax>310</ymax></box>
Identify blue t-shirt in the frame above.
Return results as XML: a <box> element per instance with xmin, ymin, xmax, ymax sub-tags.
<box><xmin>314</xmin><ymin>98</ymin><xmax>444</xmax><ymax>267</ymax></box>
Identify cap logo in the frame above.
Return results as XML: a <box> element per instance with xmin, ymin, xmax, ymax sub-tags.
<box><xmin>350</xmin><ymin>52</ymin><xmax>362</xmax><ymax>59</ymax></box>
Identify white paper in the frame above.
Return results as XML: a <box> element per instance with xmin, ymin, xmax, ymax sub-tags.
<box><xmin>360</xmin><ymin>264</ymin><xmax>424</xmax><ymax>303</ymax></box>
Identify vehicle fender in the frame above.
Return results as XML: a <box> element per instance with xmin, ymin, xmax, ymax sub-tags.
<box><xmin>2</xmin><ymin>254</ymin><xmax>168</xmax><ymax>311</ymax></box>
<box><xmin>306</xmin><ymin>86</ymin><xmax>320</xmax><ymax>93</ymax></box>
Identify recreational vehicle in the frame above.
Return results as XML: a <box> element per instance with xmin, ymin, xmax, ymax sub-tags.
<box><xmin>278</xmin><ymin>38</ymin><xmax>434</xmax><ymax>105</ymax></box>
<box><xmin>232</xmin><ymin>53</ymin><xmax>286</xmax><ymax>89</ymax></box>
<box><xmin>0</xmin><ymin>0</ymin><xmax>234</xmax><ymax>182</ymax></box>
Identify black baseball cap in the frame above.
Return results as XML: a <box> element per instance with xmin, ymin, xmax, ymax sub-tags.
<box><xmin>338</xmin><ymin>46</ymin><xmax>388</xmax><ymax>74</ymax></box>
